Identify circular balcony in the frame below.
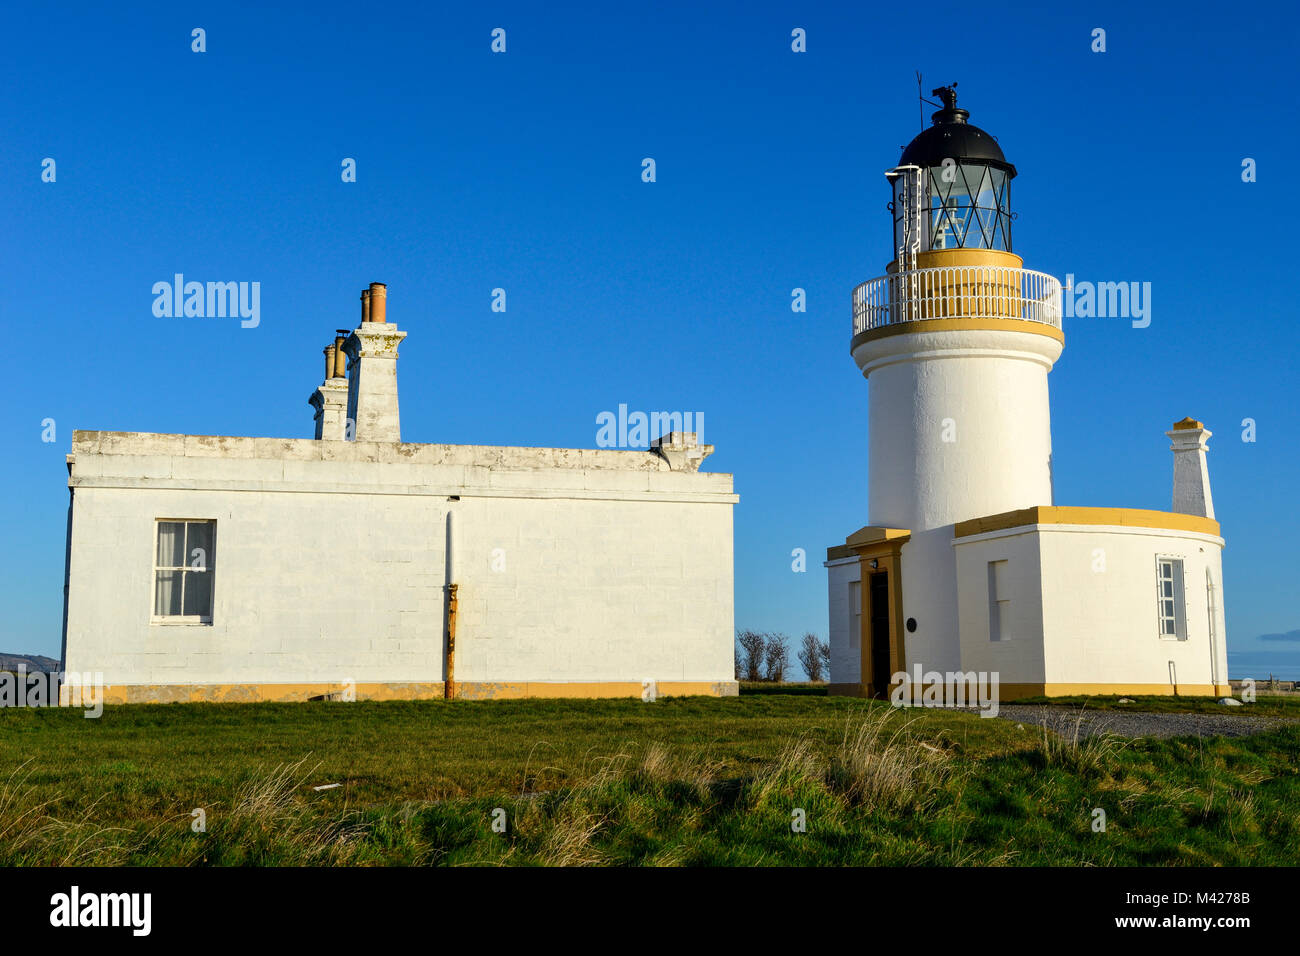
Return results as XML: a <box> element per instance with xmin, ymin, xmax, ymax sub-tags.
<box><xmin>852</xmin><ymin>264</ymin><xmax>1062</xmax><ymax>336</ymax></box>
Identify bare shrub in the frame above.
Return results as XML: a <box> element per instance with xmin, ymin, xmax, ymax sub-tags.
<box><xmin>797</xmin><ymin>632</ymin><xmax>829</xmax><ymax>682</ymax></box>
<box><xmin>764</xmin><ymin>633</ymin><xmax>790</xmax><ymax>682</ymax></box>
<box><xmin>737</xmin><ymin>629</ymin><xmax>767</xmax><ymax>682</ymax></box>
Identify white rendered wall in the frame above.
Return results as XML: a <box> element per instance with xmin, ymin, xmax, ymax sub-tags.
<box><xmin>825</xmin><ymin>557</ymin><xmax>860</xmax><ymax>683</ymax></box>
<box><xmin>62</xmin><ymin>432</ymin><xmax>736</xmax><ymax>689</ymax></box>
<box><xmin>1037</xmin><ymin>525</ymin><xmax>1226</xmax><ymax>688</ymax></box>
<box><xmin>953</xmin><ymin>528</ymin><xmax>1047</xmax><ymax>684</ymax></box>
<box><xmin>64</xmin><ymin>485</ymin><xmax>445</xmax><ymax>685</ymax></box>
<box><xmin>953</xmin><ymin>524</ymin><xmax>1227</xmax><ymax>689</ymax></box>
<box><xmin>854</xmin><ymin>327</ymin><xmax>1062</xmax><ymax>673</ymax></box>
<box><xmin>452</xmin><ymin>494</ymin><xmax>734</xmax><ymax>683</ymax></box>
<box><xmin>855</xmin><ymin>329</ymin><xmax>1061</xmax><ymax>531</ymax></box>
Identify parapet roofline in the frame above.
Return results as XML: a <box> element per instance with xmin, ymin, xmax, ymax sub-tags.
<box><xmin>66</xmin><ymin>430</ymin><xmax>726</xmax><ymax>476</ymax></box>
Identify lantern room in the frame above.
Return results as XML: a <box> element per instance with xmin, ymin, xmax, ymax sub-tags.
<box><xmin>888</xmin><ymin>85</ymin><xmax>1016</xmax><ymax>255</ymax></box>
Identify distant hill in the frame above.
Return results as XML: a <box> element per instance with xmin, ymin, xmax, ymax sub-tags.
<box><xmin>0</xmin><ymin>653</ymin><xmax>59</xmax><ymax>673</ymax></box>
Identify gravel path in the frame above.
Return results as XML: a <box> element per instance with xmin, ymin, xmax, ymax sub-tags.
<box><xmin>992</xmin><ymin>704</ymin><xmax>1291</xmax><ymax>739</ymax></box>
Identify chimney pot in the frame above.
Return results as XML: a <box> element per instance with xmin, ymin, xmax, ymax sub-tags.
<box><xmin>360</xmin><ymin>289</ymin><xmax>371</xmax><ymax>324</ymax></box>
<box><xmin>369</xmin><ymin>282</ymin><xmax>387</xmax><ymax>323</ymax></box>
<box><xmin>333</xmin><ymin>332</ymin><xmax>348</xmax><ymax>377</ymax></box>
<box><xmin>324</xmin><ymin>344</ymin><xmax>337</xmax><ymax>382</ymax></box>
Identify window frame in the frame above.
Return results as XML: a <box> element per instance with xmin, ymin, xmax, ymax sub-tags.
<box><xmin>849</xmin><ymin>580</ymin><xmax>862</xmax><ymax>650</ymax></box>
<box><xmin>150</xmin><ymin>518</ymin><xmax>217</xmax><ymax>625</ymax></box>
<box><xmin>987</xmin><ymin>559</ymin><xmax>1011</xmax><ymax>642</ymax></box>
<box><xmin>1155</xmin><ymin>555</ymin><xmax>1187</xmax><ymax>641</ymax></box>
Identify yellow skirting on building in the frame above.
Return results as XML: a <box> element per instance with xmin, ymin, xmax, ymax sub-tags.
<box><xmin>68</xmin><ymin>680</ymin><xmax>740</xmax><ymax>705</ymax></box>
<box><xmin>828</xmin><ymin>682</ymin><xmax>1234</xmax><ymax>700</ymax></box>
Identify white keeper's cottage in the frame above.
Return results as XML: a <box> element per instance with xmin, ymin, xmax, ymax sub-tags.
<box><xmin>60</xmin><ymin>283</ymin><xmax>738</xmax><ymax>703</ymax></box>
<box><xmin>825</xmin><ymin>87</ymin><xmax>1230</xmax><ymax>701</ymax></box>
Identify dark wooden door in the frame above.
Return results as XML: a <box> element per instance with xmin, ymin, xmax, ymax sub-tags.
<box><xmin>869</xmin><ymin>572</ymin><xmax>892</xmax><ymax>697</ymax></box>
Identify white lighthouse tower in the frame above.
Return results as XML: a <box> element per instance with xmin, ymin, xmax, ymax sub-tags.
<box><xmin>825</xmin><ymin>86</ymin><xmax>1230</xmax><ymax>701</ymax></box>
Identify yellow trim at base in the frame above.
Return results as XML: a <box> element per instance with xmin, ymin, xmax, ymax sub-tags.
<box><xmin>453</xmin><ymin>681</ymin><xmax>738</xmax><ymax>700</ymax></box>
<box><xmin>64</xmin><ymin>680</ymin><xmax>739</xmax><ymax>706</ymax></box>
<box><xmin>830</xmin><ymin>682</ymin><xmax>1233</xmax><ymax>701</ymax></box>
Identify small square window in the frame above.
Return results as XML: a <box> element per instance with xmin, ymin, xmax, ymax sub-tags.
<box><xmin>153</xmin><ymin>520</ymin><xmax>216</xmax><ymax>623</ymax></box>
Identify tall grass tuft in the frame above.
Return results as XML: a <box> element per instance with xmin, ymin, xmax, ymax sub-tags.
<box><xmin>1034</xmin><ymin>708</ymin><xmax>1129</xmax><ymax>773</ymax></box>
<box><xmin>202</xmin><ymin>756</ymin><xmax>372</xmax><ymax>865</ymax></box>
<box><xmin>748</xmin><ymin>735</ymin><xmax>825</xmax><ymax>806</ymax></box>
<box><xmin>0</xmin><ymin>762</ymin><xmax>134</xmax><ymax>865</ymax></box>
<box><xmin>825</xmin><ymin>709</ymin><xmax>953</xmax><ymax>812</ymax></box>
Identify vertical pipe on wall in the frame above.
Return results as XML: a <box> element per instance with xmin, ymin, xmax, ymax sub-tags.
<box><xmin>446</xmin><ymin>510</ymin><xmax>456</xmax><ymax>585</ymax></box>
<box><xmin>1205</xmin><ymin>567</ymin><xmax>1220</xmax><ymax>692</ymax></box>
<box><xmin>445</xmin><ymin>510</ymin><xmax>457</xmax><ymax>700</ymax></box>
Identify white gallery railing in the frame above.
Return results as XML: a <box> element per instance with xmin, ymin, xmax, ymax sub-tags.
<box><xmin>852</xmin><ymin>265</ymin><xmax>1063</xmax><ymax>335</ymax></box>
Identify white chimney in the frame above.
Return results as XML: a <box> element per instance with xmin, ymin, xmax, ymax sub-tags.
<box><xmin>344</xmin><ymin>282</ymin><xmax>407</xmax><ymax>442</ymax></box>
<box><xmin>309</xmin><ymin>335</ymin><xmax>350</xmax><ymax>440</ymax></box>
<box><xmin>1166</xmin><ymin>417</ymin><xmax>1215</xmax><ymax>519</ymax></box>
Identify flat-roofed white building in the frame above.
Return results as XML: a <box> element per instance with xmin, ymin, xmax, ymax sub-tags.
<box><xmin>60</xmin><ymin>284</ymin><xmax>738</xmax><ymax>703</ymax></box>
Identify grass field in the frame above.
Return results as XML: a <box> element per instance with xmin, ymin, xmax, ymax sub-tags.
<box><xmin>1</xmin><ymin>692</ymin><xmax>1297</xmax><ymax>865</ymax></box>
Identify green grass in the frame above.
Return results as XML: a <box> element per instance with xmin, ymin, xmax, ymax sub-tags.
<box><xmin>1</xmin><ymin>694</ymin><xmax>1296</xmax><ymax>865</ymax></box>
<box><xmin>739</xmin><ymin>681</ymin><xmax>827</xmax><ymax>695</ymax></box>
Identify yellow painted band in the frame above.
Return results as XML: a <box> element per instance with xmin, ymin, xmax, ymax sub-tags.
<box><xmin>452</xmin><ymin>681</ymin><xmax>738</xmax><ymax>700</ymax></box>
<box><xmin>830</xmin><ymin>682</ymin><xmax>1234</xmax><ymax>700</ymax></box>
<box><xmin>852</xmin><ymin>317</ymin><xmax>1065</xmax><ymax>349</ymax></box>
<box><xmin>64</xmin><ymin>681</ymin><xmax>739</xmax><ymax>705</ymax></box>
<box><xmin>954</xmin><ymin>505</ymin><xmax>1220</xmax><ymax>539</ymax></box>
<box><xmin>890</xmin><ymin>248</ymin><xmax>1025</xmax><ymax>272</ymax></box>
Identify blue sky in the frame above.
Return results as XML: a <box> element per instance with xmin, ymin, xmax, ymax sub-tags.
<box><xmin>2</xmin><ymin>0</ymin><xmax>1296</xmax><ymax>678</ymax></box>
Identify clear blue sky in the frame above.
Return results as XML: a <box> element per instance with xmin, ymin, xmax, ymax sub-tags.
<box><xmin>2</xmin><ymin>0</ymin><xmax>1296</xmax><ymax>679</ymax></box>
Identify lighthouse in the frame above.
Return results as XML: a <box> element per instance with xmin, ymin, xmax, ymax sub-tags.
<box><xmin>825</xmin><ymin>86</ymin><xmax>1230</xmax><ymax>702</ymax></box>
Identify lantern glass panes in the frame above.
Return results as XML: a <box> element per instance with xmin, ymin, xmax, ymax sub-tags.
<box><xmin>924</xmin><ymin>163</ymin><xmax>1011</xmax><ymax>251</ymax></box>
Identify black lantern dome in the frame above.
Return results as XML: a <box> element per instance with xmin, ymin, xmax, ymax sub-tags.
<box><xmin>890</xmin><ymin>85</ymin><xmax>1016</xmax><ymax>253</ymax></box>
<box><xmin>899</xmin><ymin>88</ymin><xmax>1015</xmax><ymax>175</ymax></box>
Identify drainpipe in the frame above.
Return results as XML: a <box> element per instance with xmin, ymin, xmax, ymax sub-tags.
<box><xmin>445</xmin><ymin>509</ymin><xmax>457</xmax><ymax>700</ymax></box>
<box><xmin>1206</xmin><ymin>567</ymin><xmax>1220</xmax><ymax>693</ymax></box>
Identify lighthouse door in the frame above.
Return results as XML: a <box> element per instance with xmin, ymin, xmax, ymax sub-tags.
<box><xmin>868</xmin><ymin>572</ymin><xmax>892</xmax><ymax>697</ymax></box>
